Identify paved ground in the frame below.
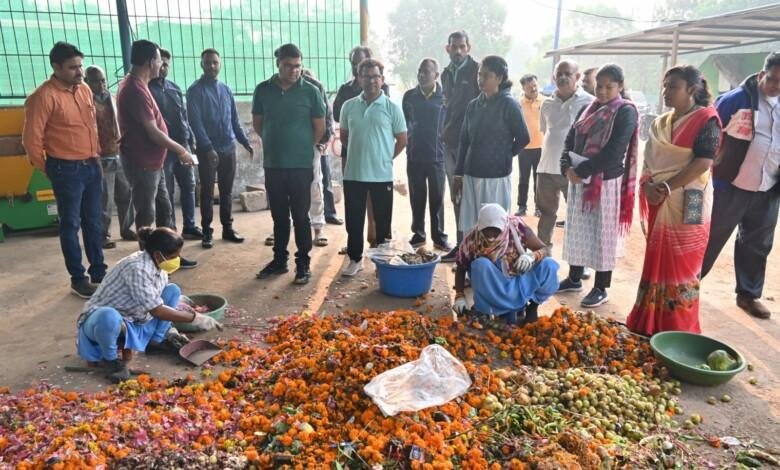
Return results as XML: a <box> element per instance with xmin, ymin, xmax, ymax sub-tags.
<box><xmin>1</xmin><ymin>156</ymin><xmax>778</xmax><ymax>458</ymax></box>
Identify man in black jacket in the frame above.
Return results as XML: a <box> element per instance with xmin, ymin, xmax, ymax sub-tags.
<box><xmin>440</xmin><ymin>30</ymin><xmax>479</xmax><ymax>262</ymax></box>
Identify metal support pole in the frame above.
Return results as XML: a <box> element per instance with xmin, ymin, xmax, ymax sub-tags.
<box><xmin>670</xmin><ymin>30</ymin><xmax>679</xmax><ymax>67</ymax></box>
<box><xmin>551</xmin><ymin>0</ymin><xmax>563</xmax><ymax>82</ymax></box>
<box><xmin>360</xmin><ymin>0</ymin><xmax>369</xmax><ymax>46</ymax></box>
<box><xmin>116</xmin><ymin>0</ymin><xmax>132</xmax><ymax>74</ymax></box>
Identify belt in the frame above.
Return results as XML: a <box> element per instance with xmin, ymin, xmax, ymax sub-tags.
<box><xmin>47</xmin><ymin>156</ymin><xmax>98</xmax><ymax>165</ymax></box>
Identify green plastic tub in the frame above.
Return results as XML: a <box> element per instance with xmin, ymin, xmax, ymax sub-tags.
<box><xmin>174</xmin><ymin>293</ymin><xmax>227</xmax><ymax>333</ymax></box>
<box><xmin>650</xmin><ymin>331</ymin><xmax>746</xmax><ymax>386</ymax></box>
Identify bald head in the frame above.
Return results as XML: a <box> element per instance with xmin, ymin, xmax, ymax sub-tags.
<box><xmin>84</xmin><ymin>65</ymin><xmax>107</xmax><ymax>96</ymax></box>
<box><xmin>554</xmin><ymin>59</ymin><xmax>580</xmax><ymax>99</ymax></box>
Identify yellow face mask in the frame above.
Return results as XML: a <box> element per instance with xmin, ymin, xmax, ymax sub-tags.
<box><xmin>158</xmin><ymin>253</ymin><xmax>181</xmax><ymax>274</ymax></box>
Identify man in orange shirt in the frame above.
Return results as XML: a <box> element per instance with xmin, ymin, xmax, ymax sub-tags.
<box><xmin>517</xmin><ymin>74</ymin><xmax>544</xmax><ymax>217</ymax></box>
<box><xmin>23</xmin><ymin>42</ymin><xmax>106</xmax><ymax>298</ymax></box>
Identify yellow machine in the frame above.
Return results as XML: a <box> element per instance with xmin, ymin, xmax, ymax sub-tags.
<box><xmin>0</xmin><ymin>107</ymin><xmax>58</xmax><ymax>241</ymax></box>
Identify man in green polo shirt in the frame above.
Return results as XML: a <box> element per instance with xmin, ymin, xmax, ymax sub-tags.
<box><xmin>252</xmin><ymin>43</ymin><xmax>326</xmax><ymax>284</ymax></box>
<box><xmin>339</xmin><ymin>58</ymin><xmax>408</xmax><ymax>277</ymax></box>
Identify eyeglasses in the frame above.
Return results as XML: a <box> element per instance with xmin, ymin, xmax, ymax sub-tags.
<box><xmin>361</xmin><ymin>74</ymin><xmax>382</xmax><ymax>82</ymax></box>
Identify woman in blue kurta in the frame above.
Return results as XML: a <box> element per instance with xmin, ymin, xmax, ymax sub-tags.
<box><xmin>453</xmin><ymin>204</ymin><xmax>559</xmax><ymax>325</ymax></box>
<box><xmin>76</xmin><ymin>227</ymin><xmax>221</xmax><ymax>382</ymax></box>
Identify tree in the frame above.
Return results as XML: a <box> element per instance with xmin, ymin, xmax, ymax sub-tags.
<box><xmin>387</xmin><ymin>0</ymin><xmax>509</xmax><ymax>87</ymax></box>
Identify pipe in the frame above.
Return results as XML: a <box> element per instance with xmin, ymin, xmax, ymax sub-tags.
<box><xmin>116</xmin><ymin>0</ymin><xmax>132</xmax><ymax>74</ymax></box>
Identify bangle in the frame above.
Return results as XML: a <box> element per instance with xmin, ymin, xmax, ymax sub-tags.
<box><xmin>661</xmin><ymin>182</ymin><xmax>672</xmax><ymax>194</ymax></box>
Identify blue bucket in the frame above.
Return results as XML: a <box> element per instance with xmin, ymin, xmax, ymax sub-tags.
<box><xmin>370</xmin><ymin>255</ymin><xmax>440</xmax><ymax>298</ymax></box>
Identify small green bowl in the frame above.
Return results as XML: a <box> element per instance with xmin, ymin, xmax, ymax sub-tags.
<box><xmin>174</xmin><ymin>293</ymin><xmax>227</xmax><ymax>333</ymax></box>
<box><xmin>650</xmin><ymin>331</ymin><xmax>746</xmax><ymax>386</ymax></box>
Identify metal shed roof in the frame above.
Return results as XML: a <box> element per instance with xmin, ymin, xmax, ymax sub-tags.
<box><xmin>545</xmin><ymin>3</ymin><xmax>780</xmax><ymax>61</ymax></box>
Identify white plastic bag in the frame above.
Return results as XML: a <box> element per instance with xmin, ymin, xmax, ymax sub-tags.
<box><xmin>363</xmin><ymin>344</ymin><xmax>472</xmax><ymax>416</ymax></box>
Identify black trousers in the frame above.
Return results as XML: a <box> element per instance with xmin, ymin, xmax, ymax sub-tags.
<box><xmin>321</xmin><ymin>153</ymin><xmax>337</xmax><ymax>218</ymax></box>
<box><xmin>517</xmin><ymin>148</ymin><xmax>541</xmax><ymax>210</ymax></box>
<box><xmin>569</xmin><ymin>266</ymin><xmax>612</xmax><ymax>290</ymax></box>
<box><xmin>702</xmin><ymin>183</ymin><xmax>780</xmax><ymax>298</ymax></box>
<box><xmin>344</xmin><ymin>180</ymin><xmax>393</xmax><ymax>262</ymax></box>
<box><xmin>407</xmin><ymin>161</ymin><xmax>447</xmax><ymax>245</ymax></box>
<box><xmin>265</xmin><ymin>168</ymin><xmax>314</xmax><ymax>267</ymax></box>
<box><xmin>198</xmin><ymin>149</ymin><xmax>236</xmax><ymax>230</ymax></box>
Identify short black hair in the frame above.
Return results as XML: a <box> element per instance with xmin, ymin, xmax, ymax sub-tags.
<box><xmin>349</xmin><ymin>46</ymin><xmax>372</xmax><ymax>64</ymax></box>
<box><xmin>159</xmin><ymin>48</ymin><xmax>171</xmax><ymax>60</ymax></box>
<box><xmin>764</xmin><ymin>52</ymin><xmax>780</xmax><ymax>71</ymax></box>
<box><xmin>274</xmin><ymin>43</ymin><xmax>302</xmax><ymax>62</ymax></box>
<box><xmin>130</xmin><ymin>40</ymin><xmax>159</xmax><ymax>66</ymax></box>
<box><xmin>201</xmin><ymin>48</ymin><xmax>220</xmax><ymax>58</ymax></box>
<box><xmin>520</xmin><ymin>74</ymin><xmax>538</xmax><ymax>86</ymax></box>
<box><xmin>583</xmin><ymin>67</ymin><xmax>598</xmax><ymax>76</ymax></box>
<box><xmin>481</xmin><ymin>55</ymin><xmax>512</xmax><ymax>90</ymax></box>
<box><xmin>418</xmin><ymin>58</ymin><xmax>439</xmax><ymax>72</ymax></box>
<box><xmin>49</xmin><ymin>41</ymin><xmax>83</xmax><ymax>66</ymax></box>
<box><xmin>137</xmin><ymin>226</ymin><xmax>183</xmax><ymax>256</ymax></box>
<box><xmin>448</xmin><ymin>30</ymin><xmax>470</xmax><ymax>46</ymax></box>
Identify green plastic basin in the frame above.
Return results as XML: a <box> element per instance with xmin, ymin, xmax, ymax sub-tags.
<box><xmin>174</xmin><ymin>293</ymin><xmax>227</xmax><ymax>333</ymax></box>
<box><xmin>650</xmin><ymin>331</ymin><xmax>746</xmax><ymax>386</ymax></box>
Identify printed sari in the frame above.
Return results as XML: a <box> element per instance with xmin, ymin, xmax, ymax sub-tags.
<box><xmin>626</xmin><ymin>106</ymin><xmax>720</xmax><ymax>335</ymax></box>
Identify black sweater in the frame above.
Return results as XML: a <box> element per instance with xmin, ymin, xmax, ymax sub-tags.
<box><xmin>560</xmin><ymin>104</ymin><xmax>638</xmax><ymax>181</ymax></box>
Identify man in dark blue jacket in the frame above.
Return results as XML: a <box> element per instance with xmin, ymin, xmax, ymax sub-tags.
<box><xmin>149</xmin><ymin>48</ymin><xmax>201</xmax><ymax>240</ymax></box>
<box><xmin>702</xmin><ymin>52</ymin><xmax>780</xmax><ymax>319</ymax></box>
<box><xmin>402</xmin><ymin>58</ymin><xmax>450</xmax><ymax>251</ymax></box>
<box><xmin>187</xmin><ymin>48</ymin><xmax>253</xmax><ymax>248</ymax></box>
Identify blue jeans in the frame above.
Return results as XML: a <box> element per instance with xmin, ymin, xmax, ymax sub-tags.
<box><xmin>46</xmin><ymin>157</ymin><xmax>107</xmax><ymax>283</ymax></box>
<box><xmin>163</xmin><ymin>151</ymin><xmax>197</xmax><ymax>231</ymax></box>
<box><xmin>77</xmin><ymin>283</ymin><xmax>180</xmax><ymax>361</ymax></box>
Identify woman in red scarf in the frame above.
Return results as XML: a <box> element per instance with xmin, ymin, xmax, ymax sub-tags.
<box><xmin>557</xmin><ymin>64</ymin><xmax>639</xmax><ymax>308</ymax></box>
<box><xmin>627</xmin><ymin>65</ymin><xmax>721</xmax><ymax>336</ymax></box>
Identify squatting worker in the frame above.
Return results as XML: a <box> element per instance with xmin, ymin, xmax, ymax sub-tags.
<box><xmin>440</xmin><ymin>30</ymin><xmax>480</xmax><ymax>262</ymax></box>
<box><xmin>23</xmin><ymin>42</ymin><xmax>107</xmax><ymax>299</ymax></box>
<box><xmin>453</xmin><ymin>204</ymin><xmax>559</xmax><ymax>326</ymax></box>
<box><xmin>252</xmin><ymin>44</ymin><xmax>326</xmax><ymax>285</ymax></box>
<box><xmin>339</xmin><ymin>58</ymin><xmax>407</xmax><ymax>277</ymax></box>
<box><xmin>76</xmin><ymin>227</ymin><xmax>221</xmax><ymax>383</ymax></box>
<box><xmin>187</xmin><ymin>48</ymin><xmax>253</xmax><ymax>249</ymax></box>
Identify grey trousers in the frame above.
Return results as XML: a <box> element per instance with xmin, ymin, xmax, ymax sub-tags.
<box><xmin>536</xmin><ymin>172</ymin><xmax>569</xmax><ymax>247</ymax></box>
<box><xmin>100</xmin><ymin>156</ymin><xmax>134</xmax><ymax>239</ymax></box>
<box><xmin>701</xmin><ymin>183</ymin><xmax>780</xmax><ymax>299</ymax></box>
<box><xmin>443</xmin><ymin>145</ymin><xmax>462</xmax><ymax>242</ymax></box>
<box><xmin>121</xmin><ymin>156</ymin><xmax>173</xmax><ymax>230</ymax></box>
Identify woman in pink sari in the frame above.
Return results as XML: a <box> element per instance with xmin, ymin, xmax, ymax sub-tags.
<box><xmin>627</xmin><ymin>65</ymin><xmax>721</xmax><ymax>335</ymax></box>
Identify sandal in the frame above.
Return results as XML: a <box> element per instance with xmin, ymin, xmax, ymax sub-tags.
<box><xmin>314</xmin><ymin>236</ymin><xmax>329</xmax><ymax>247</ymax></box>
<box><xmin>264</xmin><ymin>235</ymin><xmax>274</xmax><ymax>246</ymax></box>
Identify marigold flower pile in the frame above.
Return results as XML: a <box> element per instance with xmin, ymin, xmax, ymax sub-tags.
<box><xmin>0</xmin><ymin>307</ymin><xmax>673</xmax><ymax>469</ymax></box>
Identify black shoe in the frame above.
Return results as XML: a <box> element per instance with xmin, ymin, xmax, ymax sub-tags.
<box><xmin>521</xmin><ymin>302</ymin><xmax>539</xmax><ymax>326</ymax></box>
<box><xmin>555</xmin><ymin>220</ymin><xmax>565</xmax><ymax>228</ymax></box>
<box><xmin>433</xmin><ymin>240</ymin><xmax>453</xmax><ymax>252</ymax></box>
<box><xmin>441</xmin><ymin>246</ymin><xmax>459</xmax><ymax>263</ymax></box>
<box><xmin>180</xmin><ymin>257</ymin><xmax>198</xmax><ymax>269</ymax></box>
<box><xmin>202</xmin><ymin>228</ymin><xmax>214</xmax><ymax>249</ymax></box>
<box><xmin>182</xmin><ymin>226</ymin><xmax>204</xmax><ymax>240</ymax></box>
<box><xmin>71</xmin><ymin>279</ymin><xmax>98</xmax><ymax>299</ymax></box>
<box><xmin>581</xmin><ymin>288</ymin><xmax>609</xmax><ymax>308</ymax></box>
<box><xmin>222</xmin><ymin>229</ymin><xmax>245</xmax><ymax>243</ymax></box>
<box><xmin>534</xmin><ymin>208</ymin><xmax>542</xmax><ymax>217</ymax></box>
<box><xmin>103</xmin><ymin>238</ymin><xmax>117</xmax><ymax>249</ymax></box>
<box><xmin>557</xmin><ymin>277</ymin><xmax>583</xmax><ymax>293</ymax></box>
<box><xmin>515</xmin><ymin>207</ymin><xmax>527</xmax><ymax>217</ymax></box>
<box><xmin>409</xmin><ymin>235</ymin><xmax>426</xmax><ymax>248</ymax></box>
<box><xmin>120</xmin><ymin>230</ymin><xmax>137</xmax><ymax>241</ymax></box>
<box><xmin>256</xmin><ymin>259</ymin><xmax>289</xmax><ymax>279</ymax></box>
<box><xmin>293</xmin><ymin>266</ymin><xmax>311</xmax><ymax>285</ymax></box>
<box><xmin>325</xmin><ymin>216</ymin><xmax>343</xmax><ymax>225</ymax></box>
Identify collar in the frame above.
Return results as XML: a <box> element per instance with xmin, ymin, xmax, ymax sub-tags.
<box><xmin>272</xmin><ymin>74</ymin><xmax>303</xmax><ymax>90</ymax></box>
<box><xmin>759</xmin><ymin>89</ymin><xmax>779</xmax><ymax>108</ymax></box>
<box><xmin>521</xmin><ymin>94</ymin><xmax>542</xmax><ymax>105</ymax></box>
<box><xmin>418</xmin><ymin>83</ymin><xmax>440</xmax><ymax>99</ymax></box>
<box><xmin>199</xmin><ymin>75</ymin><xmax>219</xmax><ymax>85</ymax></box>
<box><xmin>48</xmin><ymin>75</ymin><xmax>79</xmax><ymax>93</ymax></box>
<box><xmin>93</xmin><ymin>91</ymin><xmax>111</xmax><ymax>103</ymax></box>
<box><xmin>359</xmin><ymin>91</ymin><xmax>387</xmax><ymax>105</ymax></box>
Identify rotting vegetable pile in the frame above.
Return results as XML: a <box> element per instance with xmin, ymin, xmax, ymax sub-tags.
<box><xmin>1</xmin><ymin>308</ymin><xmax>708</xmax><ymax>469</ymax></box>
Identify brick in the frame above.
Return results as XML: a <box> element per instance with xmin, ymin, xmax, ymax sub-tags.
<box><xmin>240</xmin><ymin>190</ymin><xmax>268</xmax><ymax>212</ymax></box>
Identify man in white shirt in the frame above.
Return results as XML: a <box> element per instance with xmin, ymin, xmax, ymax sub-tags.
<box><xmin>702</xmin><ymin>52</ymin><xmax>780</xmax><ymax>319</ymax></box>
<box><xmin>536</xmin><ymin>60</ymin><xmax>594</xmax><ymax>248</ymax></box>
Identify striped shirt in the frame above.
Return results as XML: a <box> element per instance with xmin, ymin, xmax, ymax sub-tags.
<box><xmin>77</xmin><ymin>251</ymin><xmax>168</xmax><ymax>327</ymax></box>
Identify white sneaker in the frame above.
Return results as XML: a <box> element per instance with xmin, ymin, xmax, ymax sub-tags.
<box><xmin>342</xmin><ymin>258</ymin><xmax>364</xmax><ymax>277</ymax></box>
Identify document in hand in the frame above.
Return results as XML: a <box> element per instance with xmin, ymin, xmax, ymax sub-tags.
<box><xmin>568</xmin><ymin>151</ymin><xmax>591</xmax><ymax>184</ymax></box>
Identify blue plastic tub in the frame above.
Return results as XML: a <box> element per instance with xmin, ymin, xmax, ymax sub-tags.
<box><xmin>370</xmin><ymin>255</ymin><xmax>440</xmax><ymax>298</ymax></box>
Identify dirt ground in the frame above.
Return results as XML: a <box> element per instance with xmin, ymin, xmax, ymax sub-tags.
<box><xmin>0</xmin><ymin>156</ymin><xmax>778</xmax><ymax>461</ymax></box>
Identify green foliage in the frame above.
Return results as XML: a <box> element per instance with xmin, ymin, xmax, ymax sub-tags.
<box><xmin>387</xmin><ymin>0</ymin><xmax>509</xmax><ymax>88</ymax></box>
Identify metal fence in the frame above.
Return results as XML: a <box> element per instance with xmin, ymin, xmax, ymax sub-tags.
<box><xmin>0</xmin><ymin>0</ymin><xmax>360</xmax><ymax>103</ymax></box>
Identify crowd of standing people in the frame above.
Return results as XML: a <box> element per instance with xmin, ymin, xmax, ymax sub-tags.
<box><xmin>21</xmin><ymin>32</ymin><xmax>779</xmax><ymax>373</ymax></box>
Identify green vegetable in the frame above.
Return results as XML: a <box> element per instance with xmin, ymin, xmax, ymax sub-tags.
<box><xmin>706</xmin><ymin>396</ymin><xmax>717</xmax><ymax>405</ymax></box>
<box><xmin>707</xmin><ymin>349</ymin><xmax>737</xmax><ymax>371</ymax></box>
<box><xmin>720</xmin><ymin>394</ymin><xmax>732</xmax><ymax>403</ymax></box>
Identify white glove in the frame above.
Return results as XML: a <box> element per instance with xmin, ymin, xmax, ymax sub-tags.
<box><xmin>190</xmin><ymin>313</ymin><xmax>223</xmax><ymax>332</ymax></box>
<box><xmin>516</xmin><ymin>250</ymin><xmax>536</xmax><ymax>274</ymax></box>
<box><xmin>452</xmin><ymin>297</ymin><xmax>469</xmax><ymax>315</ymax></box>
<box><xmin>165</xmin><ymin>327</ymin><xmax>190</xmax><ymax>349</ymax></box>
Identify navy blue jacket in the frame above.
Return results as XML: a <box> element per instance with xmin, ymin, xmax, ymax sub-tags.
<box><xmin>186</xmin><ymin>76</ymin><xmax>250</xmax><ymax>154</ymax></box>
<box><xmin>402</xmin><ymin>84</ymin><xmax>445</xmax><ymax>164</ymax></box>
<box><xmin>148</xmin><ymin>77</ymin><xmax>194</xmax><ymax>149</ymax></box>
